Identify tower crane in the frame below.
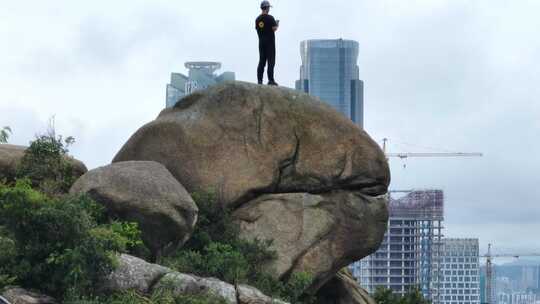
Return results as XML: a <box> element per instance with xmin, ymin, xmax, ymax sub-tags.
<box><xmin>482</xmin><ymin>244</ymin><xmax>540</xmax><ymax>304</ymax></box>
<box><xmin>382</xmin><ymin>138</ymin><xmax>483</xmax><ymax>160</ymax></box>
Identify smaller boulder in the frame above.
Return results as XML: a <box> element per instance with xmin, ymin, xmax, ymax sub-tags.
<box><xmin>155</xmin><ymin>272</ymin><xmax>238</xmax><ymax>304</ymax></box>
<box><xmin>101</xmin><ymin>254</ymin><xmax>172</xmax><ymax>293</ymax></box>
<box><xmin>1</xmin><ymin>287</ymin><xmax>56</xmax><ymax>304</ymax></box>
<box><xmin>70</xmin><ymin>161</ymin><xmax>198</xmax><ymax>257</ymax></box>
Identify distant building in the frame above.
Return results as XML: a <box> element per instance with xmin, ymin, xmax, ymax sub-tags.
<box><xmin>295</xmin><ymin>39</ymin><xmax>364</xmax><ymax>128</ymax></box>
<box><xmin>438</xmin><ymin>238</ymin><xmax>480</xmax><ymax>304</ymax></box>
<box><xmin>497</xmin><ymin>291</ymin><xmax>538</xmax><ymax>304</ymax></box>
<box><xmin>166</xmin><ymin>61</ymin><xmax>235</xmax><ymax>108</ymax></box>
<box><xmin>350</xmin><ymin>190</ymin><xmax>444</xmax><ymax>301</ymax></box>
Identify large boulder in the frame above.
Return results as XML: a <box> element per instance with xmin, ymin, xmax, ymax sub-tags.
<box><xmin>113</xmin><ymin>82</ymin><xmax>389</xmax><ymax>208</ymax></box>
<box><xmin>70</xmin><ymin>161</ymin><xmax>198</xmax><ymax>257</ymax></box>
<box><xmin>233</xmin><ymin>192</ymin><xmax>387</xmax><ymax>293</ymax></box>
<box><xmin>0</xmin><ymin>144</ymin><xmax>87</xmax><ymax>182</ymax></box>
<box><xmin>112</xmin><ymin>82</ymin><xmax>390</xmax><ymax>294</ymax></box>
<box><xmin>315</xmin><ymin>269</ymin><xmax>376</xmax><ymax>304</ymax></box>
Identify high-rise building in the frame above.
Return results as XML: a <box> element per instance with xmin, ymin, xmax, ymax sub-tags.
<box><xmin>166</xmin><ymin>61</ymin><xmax>235</xmax><ymax>108</ymax></box>
<box><xmin>350</xmin><ymin>190</ymin><xmax>444</xmax><ymax>301</ymax></box>
<box><xmin>295</xmin><ymin>39</ymin><xmax>364</xmax><ymax>128</ymax></box>
<box><xmin>438</xmin><ymin>238</ymin><xmax>481</xmax><ymax>304</ymax></box>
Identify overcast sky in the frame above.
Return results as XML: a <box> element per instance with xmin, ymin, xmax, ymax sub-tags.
<box><xmin>1</xmin><ymin>0</ymin><xmax>539</xmax><ymax>261</ymax></box>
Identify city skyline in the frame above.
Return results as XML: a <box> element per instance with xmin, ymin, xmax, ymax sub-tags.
<box><xmin>1</xmin><ymin>0</ymin><xmax>539</xmax><ymax>258</ymax></box>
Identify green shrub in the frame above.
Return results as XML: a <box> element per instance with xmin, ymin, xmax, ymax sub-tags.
<box><xmin>160</xmin><ymin>192</ymin><xmax>314</xmax><ymax>304</ymax></box>
<box><xmin>0</xmin><ymin>126</ymin><xmax>11</xmax><ymax>143</ymax></box>
<box><xmin>373</xmin><ymin>287</ymin><xmax>431</xmax><ymax>304</ymax></box>
<box><xmin>0</xmin><ymin>180</ymin><xmax>144</xmax><ymax>298</ymax></box>
<box><xmin>16</xmin><ymin>128</ymin><xmax>77</xmax><ymax>195</ymax></box>
<box><xmin>0</xmin><ymin>228</ymin><xmax>17</xmax><ymax>288</ymax></box>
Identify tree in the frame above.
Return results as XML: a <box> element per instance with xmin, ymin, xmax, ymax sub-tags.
<box><xmin>0</xmin><ymin>126</ymin><xmax>11</xmax><ymax>143</ymax></box>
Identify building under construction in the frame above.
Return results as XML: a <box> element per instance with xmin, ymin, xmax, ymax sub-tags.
<box><xmin>350</xmin><ymin>189</ymin><xmax>444</xmax><ymax>302</ymax></box>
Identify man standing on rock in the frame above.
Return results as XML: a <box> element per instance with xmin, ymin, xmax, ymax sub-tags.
<box><xmin>256</xmin><ymin>0</ymin><xmax>279</xmax><ymax>86</ymax></box>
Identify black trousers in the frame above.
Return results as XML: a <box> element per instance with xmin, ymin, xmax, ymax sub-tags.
<box><xmin>257</xmin><ymin>41</ymin><xmax>275</xmax><ymax>83</ymax></box>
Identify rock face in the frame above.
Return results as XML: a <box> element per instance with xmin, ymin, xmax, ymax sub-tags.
<box><xmin>1</xmin><ymin>287</ymin><xmax>57</xmax><ymax>304</ymax></box>
<box><xmin>70</xmin><ymin>161</ymin><xmax>198</xmax><ymax>257</ymax></box>
<box><xmin>315</xmin><ymin>269</ymin><xmax>376</xmax><ymax>304</ymax></box>
<box><xmin>233</xmin><ymin>192</ymin><xmax>387</xmax><ymax>293</ymax></box>
<box><xmin>0</xmin><ymin>144</ymin><xmax>87</xmax><ymax>182</ymax></box>
<box><xmin>112</xmin><ymin>82</ymin><xmax>389</xmax><ymax>297</ymax></box>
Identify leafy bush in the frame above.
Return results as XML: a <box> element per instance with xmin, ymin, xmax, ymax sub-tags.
<box><xmin>0</xmin><ymin>180</ymin><xmax>144</xmax><ymax>298</ymax></box>
<box><xmin>373</xmin><ymin>287</ymin><xmax>431</xmax><ymax>304</ymax></box>
<box><xmin>16</xmin><ymin>127</ymin><xmax>77</xmax><ymax>195</ymax></box>
<box><xmin>0</xmin><ymin>126</ymin><xmax>11</xmax><ymax>143</ymax></box>
<box><xmin>0</xmin><ymin>228</ymin><xmax>17</xmax><ymax>287</ymax></box>
<box><xmin>160</xmin><ymin>192</ymin><xmax>314</xmax><ymax>304</ymax></box>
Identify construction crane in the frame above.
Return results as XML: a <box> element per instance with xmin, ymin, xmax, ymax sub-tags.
<box><xmin>482</xmin><ymin>244</ymin><xmax>540</xmax><ymax>304</ymax></box>
<box><xmin>382</xmin><ymin>138</ymin><xmax>483</xmax><ymax>160</ymax></box>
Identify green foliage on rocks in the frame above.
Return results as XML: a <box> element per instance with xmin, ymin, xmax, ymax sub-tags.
<box><xmin>160</xmin><ymin>192</ymin><xmax>314</xmax><ymax>304</ymax></box>
<box><xmin>373</xmin><ymin>287</ymin><xmax>431</xmax><ymax>304</ymax></box>
<box><xmin>65</xmin><ymin>288</ymin><xmax>228</xmax><ymax>304</ymax></box>
<box><xmin>16</xmin><ymin>128</ymin><xmax>77</xmax><ymax>195</ymax></box>
<box><xmin>0</xmin><ymin>180</ymin><xmax>144</xmax><ymax>299</ymax></box>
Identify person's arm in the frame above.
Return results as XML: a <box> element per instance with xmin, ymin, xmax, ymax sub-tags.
<box><xmin>272</xmin><ymin>17</ymin><xmax>279</xmax><ymax>32</ymax></box>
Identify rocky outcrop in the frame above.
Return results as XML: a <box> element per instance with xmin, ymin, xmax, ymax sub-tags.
<box><xmin>0</xmin><ymin>287</ymin><xmax>57</xmax><ymax>304</ymax></box>
<box><xmin>1</xmin><ymin>255</ymin><xmax>290</xmax><ymax>304</ymax></box>
<box><xmin>112</xmin><ymin>82</ymin><xmax>389</xmax><ymax>300</ymax></box>
<box><xmin>70</xmin><ymin>161</ymin><xmax>198</xmax><ymax>257</ymax></box>
<box><xmin>103</xmin><ymin>254</ymin><xmax>288</xmax><ymax>304</ymax></box>
<box><xmin>234</xmin><ymin>192</ymin><xmax>387</xmax><ymax>293</ymax></box>
<box><xmin>315</xmin><ymin>269</ymin><xmax>376</xmax><ymax>304</ymax></box>
<box><xmin>0</xmin><ymin>144</ymin><xmax>87</xmax><ymax>183</ymax></box>
<box><xmin>113</xmin><ymin>82</ymin><xmax>389</xmax><ymax>208</ymax></box>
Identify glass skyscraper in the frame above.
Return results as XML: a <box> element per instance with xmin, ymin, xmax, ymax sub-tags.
<box><xmin>295</xmin><ymin>39</ymin><xmax>364</xmax><ymax>128</ymax></box>
<box><xmin>166</xmin><ymin>62</ymin><xmax>235</xmax><ymax>108</ymax></box>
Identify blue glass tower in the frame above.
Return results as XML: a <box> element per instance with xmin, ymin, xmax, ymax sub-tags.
<box><xmin>295</xmin><ymin>39</ymin><xmax>364</xmax><ymax>128</ymax></box>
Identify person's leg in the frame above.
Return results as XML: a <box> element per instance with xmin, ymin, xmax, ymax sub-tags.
<box><xmin>257</xmin><ymin>43</ymin><xmax>267</xmax><ymax>84</ymax></box>
<box><xmin>267</xmin><ymin>43</ymin><xmax>276</xmax><ymax>84</ymax></box>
